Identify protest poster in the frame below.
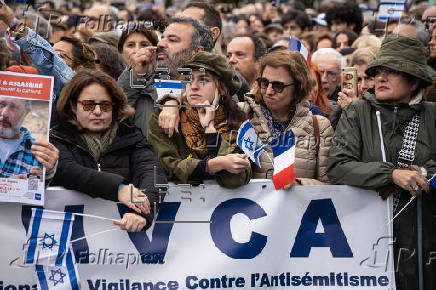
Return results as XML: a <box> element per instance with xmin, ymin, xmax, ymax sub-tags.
<box><xmin>0</xmin><ymin>71</ymin><xmax>53</xmax><ymax>205</ymax></box>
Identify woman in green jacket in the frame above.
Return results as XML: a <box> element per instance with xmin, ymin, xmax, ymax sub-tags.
<box><xmin>148</xmin><ymin>52</ymin><xmax>251</xmax><ymax>188</ymax></box>
<box><xmin>328</xmin><ymin>35</ymin><xmax>436</xmax><ymax>290</ymax></box>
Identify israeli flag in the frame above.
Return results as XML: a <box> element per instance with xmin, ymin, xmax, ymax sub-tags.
<box><xmin>24</xmin><ymin>208</ymin><xmax>74</xmax><ymax>267</ymax></box>
<box><xmin>429</xmin><ymin>173</ymin><xmax>436</xmax><ymax>189</ymax></box>
<box><xmin>154</xmin><ymin>79</ymin><xmax>184</xmax><ymax>101</ymax></box>
<box><xmin>377</xmin><ymin>0</ymin><xmax>406</xmax><ymax>21</ymax></box>
<box><xmin>35</xmin><ymin>251</ymin><xmax>80</xmax><ymax>290</ymax></box>
<box><xmin>237</xmin><ymin>120</ymin><xmax>265</xmax><ymax>167</ymax></box>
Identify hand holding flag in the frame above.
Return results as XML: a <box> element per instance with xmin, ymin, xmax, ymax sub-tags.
<box><xmin>236</xmin><ymin>121</ymin><xmax>266</xmax><ymax>167</ymax></box>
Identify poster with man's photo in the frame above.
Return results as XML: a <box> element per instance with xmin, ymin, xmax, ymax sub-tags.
<box><xmin>0</xmin><ymin>71</ymin><xmax>53</xmax><ymax>205</ymax></box>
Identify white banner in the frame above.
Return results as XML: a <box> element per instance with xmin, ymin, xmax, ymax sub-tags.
<box><xmin>0</xmin><ymin>182</ymin><xmax>396</xmax><ymax>289</ymax></box>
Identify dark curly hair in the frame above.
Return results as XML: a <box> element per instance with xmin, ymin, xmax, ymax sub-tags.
<box><xmin>281</xmin><ymin>9</ymin><xmax>311</xmax><ymax>31</ymax></box>
<box><xmin>325</xmin><ymin>3</ymin><xmax>363</xmax><ymax>34</ymax></box>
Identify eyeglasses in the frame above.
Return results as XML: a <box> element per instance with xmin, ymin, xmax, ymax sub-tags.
<box><xmin>256</xmin><ymin>77</ymin><xmax>295</xmax><ymax>93</ymax></box>
<box><xmin>423</xmin><ymin>16</ymin><xmax>436</xmax><ymax>30</ymax></box>
<box><xmin>77</xmin><ymin>100</ymin><xmax>115</xmax><ymax>112</ymax></box>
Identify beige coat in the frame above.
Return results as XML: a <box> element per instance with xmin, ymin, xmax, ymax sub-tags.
<box><xmin>239</xmin><ymin>96</ymin><xmax>334</xmax><ymax>185</ymax></box>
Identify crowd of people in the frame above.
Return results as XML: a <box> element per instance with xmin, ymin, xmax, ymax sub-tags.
<box><xmin>1</xmin><ymin>0</ymin><xmax>436</xmax><ymax>288</ymax></box>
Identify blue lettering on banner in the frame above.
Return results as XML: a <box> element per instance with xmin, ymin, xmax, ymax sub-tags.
<box><xmin>117</xmin><ymin>202</ymin><xmax>180</xmax><ymax>264</ymax></box>
<box><xmin>290</xmin><ymin>199</ymin><xmax>353</xmax><ymax>258</ymax></box>
<box><xmin>210</xmin><ymin>198</ymin><xmax>267</xmax><ymax>259</ymax></box>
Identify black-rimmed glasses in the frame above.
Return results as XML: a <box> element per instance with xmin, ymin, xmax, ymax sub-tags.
<box><xmin>256</xmin><ymin>77</ymin><xmax>295</xmax><ymax>93</ymax></box>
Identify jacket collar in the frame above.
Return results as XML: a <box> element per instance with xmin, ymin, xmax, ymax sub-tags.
<box><xmin>364</xmin><ymin>91</ymin><xmax>423</xmax><ymax>111</ymax></box>
<box><xmin>51</xmin><ymin>120</ymin><xmax>145</xmax><ymax>153</ymax></box>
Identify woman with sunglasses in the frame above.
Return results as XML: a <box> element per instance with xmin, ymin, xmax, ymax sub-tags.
<box><xmin>148</xmin><ymin>52</ymin><xmax>251</xmax><ymax>188</ymax></box>
<box><xmin>50</xmin><ymin>70</ymin><xmax>167</xmax><ymax>232</ymax></box>
<box><xmin>242</xmin><ymin>49</ymin><xmax>334</xmax><ymax>186</ymax></box>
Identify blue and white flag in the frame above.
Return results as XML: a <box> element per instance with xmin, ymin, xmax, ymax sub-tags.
<box><xmin>35</xmin><ymin>251</ymin><xmax>80</xmax><ymax>290</ymax></box>
<box><xmin>377</xmin><ymin>0</ymin><xmax>406</xmax><ymax>21</ymax></box>
<box><xmin>154</xmin><ymin>79</ymin><xmax>184</xmax><ymax>101</ymax></box>
<box><xmin>237</xmin><ymin>120</ymin><xmax>266</xmax><ymax>167</ymax></box>
<box><xmin>24</xmin><ymin>208</ymin><xmax>74</xmax><ymax>267</ymax></box>
<box><xmin>289</xmin><ymin>37</ymin><xmax>309</xmax><ymax>61</ymax></box>
<box><xmin>429</xmin><ymin>173</ymin><xmax>436</xmax><ymax>189</ymax></box>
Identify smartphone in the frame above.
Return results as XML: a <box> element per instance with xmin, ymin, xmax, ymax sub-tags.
<box><xmin>341</xmin><ymin>67</ymin><xmax>358</xmax><ymax>98</ymax></box>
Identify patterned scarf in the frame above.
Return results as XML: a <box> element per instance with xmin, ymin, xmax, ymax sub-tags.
<box><xmin>261</xmin><ymin>106</ymin><xmax>293</xmax><ymax>138</ymax></box>
<box><xmin>180</xmin><ymin>100</ymin><xmax>237</xmax><ymax>159</ymax></box>
<box><xmin>80</xmin><ymin>123</ymin><xmax>119</xmax><ymax>161</ymax></box>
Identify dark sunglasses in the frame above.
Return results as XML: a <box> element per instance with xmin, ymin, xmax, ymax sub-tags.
<box><xmin>77</xmin><ymin>100</ymin><xmax>114</xmax><ymax>112</ymax></box>
<box><xmin>256</xmin><ymin>77</ymin><xmax>295</xmax><ymax>93</ymax></box>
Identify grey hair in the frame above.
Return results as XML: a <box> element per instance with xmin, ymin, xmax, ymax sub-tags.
<box><xmin>170</xmin><ymin>17</ymin><xmax>214</xmax><ymax>52</ymax></box>
<box><xmin>106</xmin><ymin>5</ymin><xmax>119</xmax><ymax>26</ymax></box>
<box><xmin>312</xmin><ymin>48</ymin><xmax>347</xmax><ymax>68</ymax></box>
<box><xmin>396</xmin><ymin>18</ymin><xmax>430</xmax><ymax>46</ymax></box>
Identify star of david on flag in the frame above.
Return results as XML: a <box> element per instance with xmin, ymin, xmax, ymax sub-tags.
<box><xmin>35</xmin><ymin>251</ymin><xmax>80</xmax><ymax>290</ymax></box>
<box><xmin>237</xmin><ymin>120</ymin><xmax>266</xmax><ymax>167</ymax></box>
<box><xmin>24</xmin><ymin>208</ymin><xmax>80</xmax><ymax>289</ymax></box>
<box><xmin>24</xmin><ymin>208</ymin><xmax>74</xmax><ymax>267</ymax></box>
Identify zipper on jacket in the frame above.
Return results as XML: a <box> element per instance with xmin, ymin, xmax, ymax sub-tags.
<box><xmin>52</xmin><ymin>133</ymin><xmax>103</xmax><ymax>172</ymax></box>
<box><xmin>392</xmin><ymin>106</ymin><xmax>398</xmax><ymax>136</ymax></box>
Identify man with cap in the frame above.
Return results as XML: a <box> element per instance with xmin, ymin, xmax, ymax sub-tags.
<box><xmin>328</xmin><ymin>35</ymin><xmax>436</xmax><ymax>290</ymax></box>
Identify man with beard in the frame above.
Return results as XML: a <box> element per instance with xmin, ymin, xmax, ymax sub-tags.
<box><xmin>117</xmin><ymin>17</ymin><xmax>214</xmax><ymax>135</ymax></box>
<box><xmin>0</xmin><ymin>97</ymin><xmax>58</xmax><ymax>179</ymax></box>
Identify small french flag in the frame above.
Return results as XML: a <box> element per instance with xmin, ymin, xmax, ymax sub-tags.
<box><xmin>269</xmin><ymin>130</ymin><xmax>296</xmax><ymax>189</ymax></box>
<box><xmin>289</xmin><ymin>37</ymin><xmax>309</xmax><ymax>62</ymax></box>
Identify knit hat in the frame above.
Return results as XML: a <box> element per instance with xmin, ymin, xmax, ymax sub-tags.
<box><xmin>366</xmin><ymin>35</ymin><xmax>434</xmax><ymax>86</ymax></box>
<box><xmin>184</xmin><ymin>52</ymin><xmax>241</xmax><ymax>96</ymax></box>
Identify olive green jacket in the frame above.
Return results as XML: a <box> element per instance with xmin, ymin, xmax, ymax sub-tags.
<box><xmin>328</xmin><ymin>92</ymin><xmax>436</xmax><ymax>290</ymax></box>
<box><xmin>328</xmin><ymin>93</ymin><xmax>436</xmax><ymax>189</ymax></box>
<box><xmin>147</xmin><ymin>110</ymin><xmax>251</xmax><ymax>188</ymax></box>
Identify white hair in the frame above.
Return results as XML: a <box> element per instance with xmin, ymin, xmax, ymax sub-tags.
<box><xmin>312</xmin><ymin>48</ymin><xmax>347</xmax><ymax>68</ymax></box>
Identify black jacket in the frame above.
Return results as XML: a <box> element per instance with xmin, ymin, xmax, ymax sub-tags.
<box><xmin>50</xmin><ymin>120</ymin><xmax>168</xmax><ymax>229</ymax></box>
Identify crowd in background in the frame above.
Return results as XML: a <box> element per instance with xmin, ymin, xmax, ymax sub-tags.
<box><xmin>1</xmin><ymin>0</ymin><xmax>436</xmax><ymax>289</ymax></box>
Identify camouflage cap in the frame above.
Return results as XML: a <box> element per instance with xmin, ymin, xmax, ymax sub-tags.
<box><xmin>366</xmin><ymin>35</ymin><xmax>433</xmax><ymax>86</ymax></box>
<box><xmin>184</xmin><ymin>51</ymin><xmax>241</xmax><ymax>96</ymax></box>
